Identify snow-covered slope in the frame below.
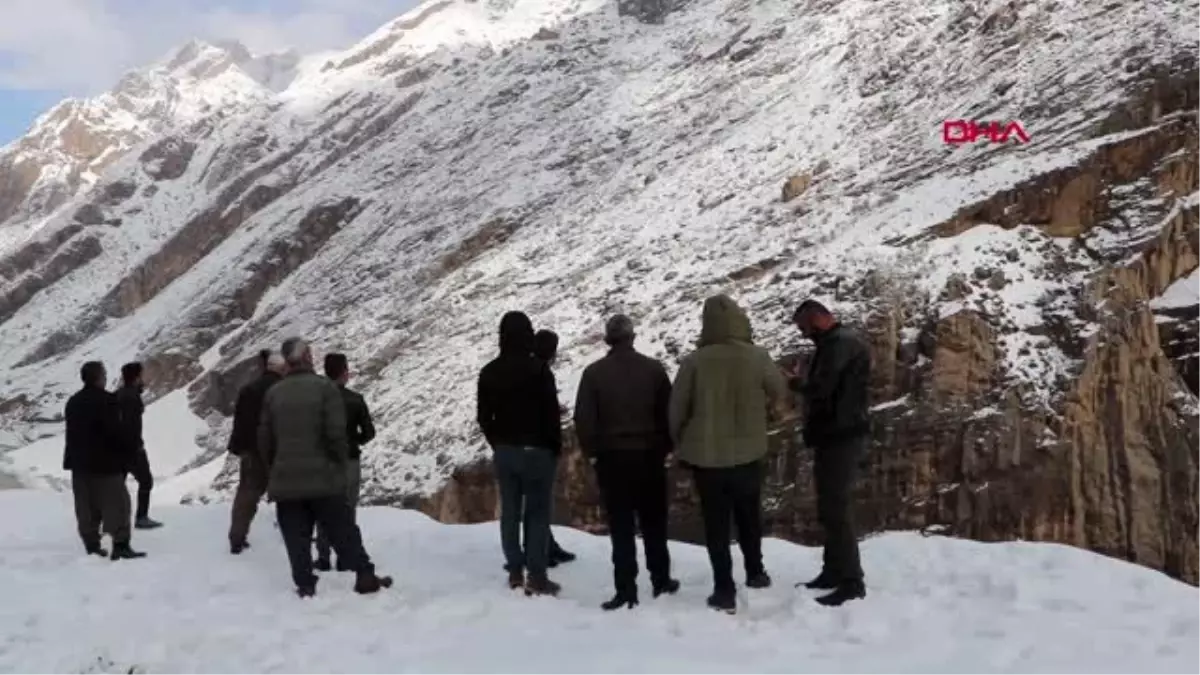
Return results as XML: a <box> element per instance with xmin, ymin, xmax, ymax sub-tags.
<box><xmin>0</xmin><ymin>490</ymin><xmax>1194</xmax><ymax>673</ymax></box>
<box><xmin>0</xmin><ymin>39</ymin><xmax>299</xmax><ymax>250</ymax></box>
<box><xmin>0</xmin><ymin>0</ymin><xmax>1196</xmax><ymax>578</ymax></box>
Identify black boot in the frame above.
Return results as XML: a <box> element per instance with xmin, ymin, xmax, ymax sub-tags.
<box><xmin>706</xmin><ymin>589</ymin><xmax>736</xmax><ymax>614</ymax></box>
<box><xmin>110</xmin><ymin>542</ymin><xmax>147</xmax><ymax>560</ymax></box>
<box><xmin>135</xmin><ymin>516</ymin><xmax>163</xmax><ymax>530</ymax></box>
<box><xmin>549</xmin><ymin>548</ymin><xmax>576</xmax><ymax>567</ymax></box>
<box><xmin>799</xmin><ymin>571</ymin><xmax>840</xmax><ymax>590</ymax></box>
<box><xmin>601</xmin><ymin>590</ymin><xmax>638</xmax><ymax>611</ymax></box>
<box><xmin>507</xmin><ymin>569</ymin><xmax>525</xmax><ymax>590</ymax></box>
<box><xmin>746</xmin><ymin>571</ymin><xmax>772</xmax><ymax>589</ymax></box>
<box><xmin>815</xmin><ymin>580</ymin><xmax>866</xmax><ymax>607</ymax></box>
<box><xmin>230</xmin><ymin>540</ymin><xmax>250</xmax><ymax>555</ymax></box>
<box><xmin>354</xmin><ymin>571</ymin><xmax>394</xmax><ymax>594</ymax></box>
<box><xmin>335</xmin><ymin>559</ymin><xmax>353</xmax><ymax>572</ymax></box>
<box><xmin>313</xmin><ymin>557</ymin><xmax>332</xmax><ymax>572</ymax></box>
<box><xmin>296</xmin><ymin>584</ymin><xmax>316</xmax><ymax>598</ymax></box>
<box><xmin>524</xmin><ymin>574</ymin><xmax>561</xmax><ymax>597</ymax></box>
<box><xmin>652</xmin><ymin>578</ymin><xmax>680</xmax><ymax>598</ymax></box>
<box><xmin>84</xmin><ymin>541</ymin><xmax>108</xmax><ymax>557</ymax></box>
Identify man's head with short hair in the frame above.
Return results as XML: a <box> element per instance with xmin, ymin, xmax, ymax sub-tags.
<box><xmin>533</xmin><ymin>330</ymin><xmax>559</xmax><ymax>364</ymax></box>
<box><xmin>324</xmin><ymin>352</ymin><xmax>350</xmax><ymax>384</ymax></box>
<box><xmin>120</xmin><ymin>362</ymin><xmax>143</xmax><ymax>387</ymax></box>
<box><xmin>257</xmin><ymin>348</ymin><xmax>273</xmax><ymax>371</ymax></box>
<box><xmin>792</xmin><ymin>299</ymin><xmax>835</xmax><ymax>339</ymax></box>
<box><xmin>80</xmin><ymin>361</ymin><xmax>106</xmax><ymax>388</ymax></box>
<box><xmin>604</xmin><ymin>314</ymin><xmax>635</xmax><ymax>347</ymax></box>
<box><xmin>281</xmin><ymin>337</ymin><xmax>313</xmax><ymax>369</ymax></box>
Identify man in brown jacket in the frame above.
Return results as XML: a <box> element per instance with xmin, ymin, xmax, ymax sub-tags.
<box><xmin>669</xmin><ymin>295</ymin><xmax>789</xmax><ymax>614</ymax></box>
<box><xmin>574</xmin><ymin>314</ymin><xmax>680</xmax><ymax>610</ymax></box>
<box><xmin>227</xmin><ymin>349</ymin><xmax>286</xmax><ymax>554</ymax></box>
<box><xmin>258</xmin><ymin>337</ymin><xmax>392</xmax><ymax>597</ymax></box>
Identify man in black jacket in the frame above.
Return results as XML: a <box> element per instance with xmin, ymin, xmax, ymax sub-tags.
<box><xmin>532</xmin><ymin>329</ymin><xmax>577</xmax><ymax>569</ymax></box>
<box><xmin>787</xmin><ymin>300</ymin><xmax>871</xmax><ymax>606</ymax></box>
<box><xmin>227</xmin><ymin>349</ymin><xmax>287</xmax><ymax>554</ymax></box>
<box><xmin>574</xmin><ymin>315</ymin><xmax>680</xmax><ymax>610</ymax></box>
<box><xmin>477</xmin><ymin>311</ymin><xmax>562</xmax><ymax>596</ymax></box>
<box><xmin>117</xmin><ymin>362</ymin><xmax>162</xmax><ymax>530</ymax></box>
<box><xmin>64</xmin><ymin>361</ymin><xmax>145</xmax><ymax>560</ymax></box>
<box><xmin>314</xmin><ymin>352</ymin><xmax>376</xmax><ymax>571</ymax></box>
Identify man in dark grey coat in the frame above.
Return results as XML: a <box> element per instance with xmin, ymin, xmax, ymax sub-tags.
<box><xmin>574</xmin><ymin>315</ymin><xmax>679</xmax><ymax>610</ymax></box>
<box><xmin>258</xmin><ymin>337</ymin><xmax>392</xmax><ymax>597</ymax></box>
<box><xmin>787</xmin><ymin>300</ymin><xmax>871</xmax><ymax>607</ymax></box>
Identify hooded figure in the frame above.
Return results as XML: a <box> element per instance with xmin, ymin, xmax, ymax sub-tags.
<box><xmin>668</xmin><ymin>294</ymin><xmax>789</xmax><ymax>614</ymax></box>
<box><xmin>477</xmin><ymin>311</ymin><xmax>563</xmax><ymax>596</ymax></box>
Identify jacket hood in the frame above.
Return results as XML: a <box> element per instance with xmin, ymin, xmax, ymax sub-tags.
<box><xmin>498</xmin><ymin>311</ymin><xmax>535</xmax><ymax>354</ymax></box>
<box><xmin>698</xmin><ymin>294</ymin><xmax>753</xmax><ymax>346</ymax></box>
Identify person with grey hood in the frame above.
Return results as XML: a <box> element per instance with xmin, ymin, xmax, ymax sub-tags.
<box><xmin>669</xmin><ymin>294</ymin><xmax>790</xmax><ymax>614</ymax></box>
<box><xmin>574</xmin><ymin>314</ymin><xmax>680</xmax><ymax>610</ymax></box>
<box><xmin>258</xmin><ymin>337</ymin><xmax>392</xmax><ymax>598</ymax></box>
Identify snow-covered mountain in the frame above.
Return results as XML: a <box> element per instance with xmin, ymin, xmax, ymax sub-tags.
<box><xmin>0</xmin><ymin>0</ymin><xmax>1196</xmax><ymax>584</ymax></box>
<box><xmin>0</xmin><ymin>39</ymin><xmax>300</xmax><ymax>250</ymax></box>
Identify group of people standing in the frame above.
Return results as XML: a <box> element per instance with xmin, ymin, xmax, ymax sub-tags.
<box><xmin>63</xmin><ymin>361</ymin><xmax>162</xmax><ymax>561</ymax></box>
<box><xmin>61</xmin><ymin>292</ymin><xmax>870</xmax><ymax>614</ymax></box>
<box><xmin>477</xmin><ymin>294</ymin><xmax>872</xmax><ymax>613</ymax></box>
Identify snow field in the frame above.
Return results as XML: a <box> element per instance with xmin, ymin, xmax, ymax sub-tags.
<box><xmin>0</xmin><ymin>490</ymin><xmax>1195</xmax><ymax>673</ymax></box>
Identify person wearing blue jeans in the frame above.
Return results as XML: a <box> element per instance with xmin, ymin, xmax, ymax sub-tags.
<box><xmin>477</xmin><ymin>311</ymin><xmax>563</xmax><ymax>596</ymax></box>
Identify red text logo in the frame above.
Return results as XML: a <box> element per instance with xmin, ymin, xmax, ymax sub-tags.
<box><xmin>943</xmin><ymin>120</ymin><xmax>1030</xmax><ymax>145</ymax></box>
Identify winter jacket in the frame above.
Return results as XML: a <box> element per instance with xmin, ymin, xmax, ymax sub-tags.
<box><xmin>257</xmin><ymin>367</ymin><xmax>350</xmax><ymax>501</ymax></box>
<box><xmin>573</xmin><ymin>344</ymin><xmax>672</xmax><ymax>457</ymax></box>
<box><xmin>337</xmin><ymin>384</ymin><xmax>376</xmax><ymax>460</ymax></box>
<box><xmin>227</xmin><ymin>371</ymin><xmax>281</xmax><ymax>456</ymax></box>
<box><xmin>115</xmin><ymin>385</ymin><xmax>145</xmax><ymax>454</ymax></box>
<box><xmin>669</xmin><ymin>295</ymin><xmax>789</xmax><ymax>468</ymax></box>
<box><xmin>63</xmin><ymin>385</ymin><xmax>133</xmax><ymax>475</ymax></box>
<box><xmin>477</xmin><ymin>324</ymin><xmax>562</xmax><ymax>454</ymax></box>
<box><xmin>789</xmin><ymin>323</ymin><xmax>872</xmax><ymax>448</ymax></box>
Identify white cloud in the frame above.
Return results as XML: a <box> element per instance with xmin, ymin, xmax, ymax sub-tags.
<box><xmin>0</xmin><ymin>0</ymin><xmax>420</xmax><ymax>93</ymax></box>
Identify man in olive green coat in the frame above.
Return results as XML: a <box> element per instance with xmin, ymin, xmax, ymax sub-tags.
<box><xmin>258</xmin><ymin>337</ymin><xmax>392</xmax><ymax>598</ymax></box>
<box><xmin>669</xmin><ymin>294</ymin><xmax>789</xmax><ymax>614</ymax></box>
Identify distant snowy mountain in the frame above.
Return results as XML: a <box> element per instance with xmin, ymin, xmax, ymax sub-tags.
<box><xmin>0</xmin><ymin>0</ymin><xmax>1196</xmax><ymax>585</ymax></box>
<box><xmin>0</xmin><ymin>39</ymin><xmax>299</xmax><ymax>250</ymax></box>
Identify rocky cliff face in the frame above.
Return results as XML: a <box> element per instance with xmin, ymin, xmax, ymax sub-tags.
<box><xmin>0</xmin><ymin>0</ymin><xmax>1195</xmax><ymax>585</ymax></box>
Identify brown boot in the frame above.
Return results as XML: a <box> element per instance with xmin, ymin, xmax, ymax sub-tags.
<box><xmin>524</xmin><ymin>575</ymin><xmax>561</xmax><ymax>597</ymax></box>
<box><xmin>508</xmin><ymin>569</ymin><xmax>525</xmax><ymax>590</ymax></box>
<box><xmin>353</xmin><ymin>572</ymin><xmax>394</xmax><ymax>594</ymax></box>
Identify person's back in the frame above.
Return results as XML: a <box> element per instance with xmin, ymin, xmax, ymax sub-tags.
<box><xmin>64</xmin><ymin>386</ymin><xmax>127</xmax><ymax>475</ymax></box>
<box><xmin>670</xmin><ymin>294</ymin><xmax>787</xmax><ymax>468</ymax></box>
<box><xmin>260</xmin><ymin>369</ymin><xmax>349</xmax><ymax>502</ymax></box>
<box><xmin>477</xmin><ymin>350</ymin><xmax>560</xmax><ymax>454</ymax></box>
<box><xmin>229</xmin><ymin>369</ymin><xmax>282</xmax><ymax>456</ymax></box>
<box><xmin>576</xmin><ymin>347</ymin><xmax>671</xmax><ymax>454</ymax></box>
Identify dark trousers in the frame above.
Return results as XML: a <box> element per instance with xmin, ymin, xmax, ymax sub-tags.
<box><xmin>71</xmin><ymin>471</ymin><xmax>132</xmax><ymax>546</ymax></box>
<box><xmin>229</xmin><ymin>454</ymin><xmax>268</xmax><ymax>545</ymax></box>
<box><xmin>316</xmin><ymin>459</ymin><xmax>362</xmax><ymax>562</ymax></box>
<box><xmin>130</xmin><ymin>449</ymin><xmax>153</xmax><ymax>520</ymax></box>
<box><xmin>595</xmin><ymin>451</ymin><xmax>671</xmax><ymax>594</ymax></box>
<box><xmin>691</xmin><ymin>460</ymin><xmax>765</xmax><ymax>593</ymax></box>
<box><xmin>276</xmin><ymin>496</ymin><xmax>373</xmax><ymax>589</ymax></box>
<box><xmin>494</xmin><ymin>444</ymin><xmax>556</xmax><ymax>578</ymax></box>
<box><xmin>814</xmin><ymin>436</ymin><xmax>865</xmax><ymax>582</ymax></box>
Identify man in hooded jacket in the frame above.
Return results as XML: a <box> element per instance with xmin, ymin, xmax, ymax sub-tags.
<box><xmin>669</xmin><ymin>295</ymin><xmax>789</xmax><ymax>613</ymax></box>
<box><xmin>477</xmin><ymin>311</ymin><xmax>563</xmax><ymax>597</ymax></box>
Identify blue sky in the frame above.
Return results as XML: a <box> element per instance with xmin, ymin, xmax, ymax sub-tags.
<box><xmin>0</xmin><ymin>0</ymin><xmax>420</xmax><ymax>146</ymax></box>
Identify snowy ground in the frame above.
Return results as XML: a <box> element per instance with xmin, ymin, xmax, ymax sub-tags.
<box><xmin>0</xmin><ymin>491</ymin><xmax>1195</xmax><ymax>674</ymax></box>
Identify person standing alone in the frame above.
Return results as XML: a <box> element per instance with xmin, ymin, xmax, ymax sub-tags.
<box><xmin>64</xmin><ymin>361</ymin><xmax>146</xmax><ymax>560</ymax></box>
<box><xmin>257</xmin><ymin>338</ymin><xmax>392</xmax><ymax>597</ymax></box>
<box><xmin>574</xmin><ymin>314</ymin><xmax>680</xmax><ymax>610</ymax></box>
<box><xmin>314</xmin><ymin>352</ymin><xmax>376</xmax><ymax>572</ymax></box>
<box><xmin>228</xmin><ymin>349</ymin><xmax>287</xmax><ymax>554</ymax></box>
<box><xmin>116</xmin><ymin>362</ymin><xmax>162</xmax><ymax>530</ymax></box>
<box><xmin>477</xmin><ymin>311</ymin><xmax>563</xmax><ymax>597</ymax></box>
<box><xmin>787</xmin><ymin>300</ymin><xmax>871</xmax><ymax>607</ymax></box>
<box><xmin>669</xmin><ymin>295</ymin><xmax>789</xmax><ymax>614</ymax></box>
